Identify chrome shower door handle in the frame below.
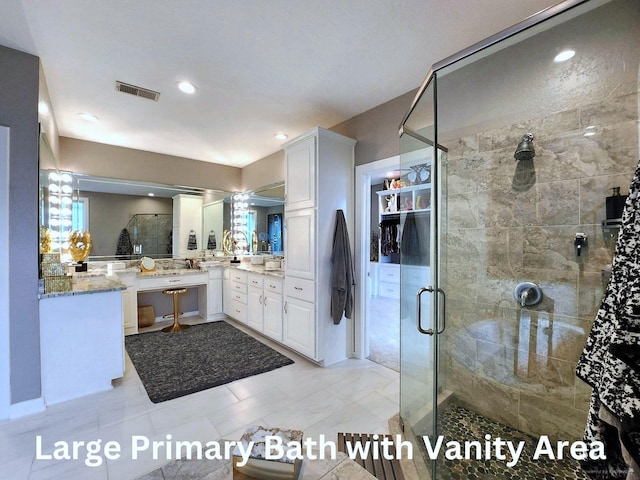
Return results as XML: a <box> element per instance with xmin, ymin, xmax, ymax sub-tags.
<box><xmin>437</xmin><ymin>288</ymin><xmax>446</xmax><ymax>334</ymax></box>
<box><xmin>417</xmin><ymin>286</ymin><xmax>434</xmax><ymax>335</ymax></box>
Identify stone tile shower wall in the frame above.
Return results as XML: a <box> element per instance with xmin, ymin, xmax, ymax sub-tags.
<box><xmin>442</xmin><ymin>92</ymin><xmax>638</xmax><ymax>441</ymax></box>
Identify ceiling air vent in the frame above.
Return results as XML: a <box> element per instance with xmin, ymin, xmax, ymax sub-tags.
<box><xmin>115</xmin><ymin>81</ymin><xmax>160</xmax><ymax>101</ymax></box>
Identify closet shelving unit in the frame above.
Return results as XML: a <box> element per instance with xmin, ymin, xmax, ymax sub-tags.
<box><xmin>374</xmin><ymin>180</ymin><xmax>431</xmax><ymax>298</ymax></box>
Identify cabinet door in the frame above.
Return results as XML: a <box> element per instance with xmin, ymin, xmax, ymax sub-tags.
<box><xmin>247</xmin><ymin>286</ymin><xmax>264</xmax><ymax>331</ymax></box>
<box><xmin>207</xmin><ymin>278</ymin><xmax>223</xmax><ymax>318</ymax></box>
<box><xmin>284</xmin><ymin>209</ymin><xmax>315</xmax><ymax>280</ymax></box>
<box><xmin>283</xmin><ymin>297</ymin><xmax>315</xmax><ymax>359</ymax></box>
<box><xmin>263</xmin><ymin>291</ymin><xmax>283</xmax><ymax>341</ymax></box>
<box><xmin>122</xmin><ymin>288</ymin><xmax>138</xmax><ymax>335</ymax></box>
<box><xmin>223</xmin><ymin>277</ymin><xmax>233</xmax><ymax>317</ymax></box>
<box><xmin>285</xmin><ymin>136</ymin><xmax>316</xmax><ymax>210</ymax></box>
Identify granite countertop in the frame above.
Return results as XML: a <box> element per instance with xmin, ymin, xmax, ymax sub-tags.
<box><xmin>228</xmin><ymin>263</ymin><xmax>284</xmax><ymax>278</ymax></box>
<box><xmin>136</xmin><ymin>268</ymin><xmax>209</xmax><ymax>277</ymax></box>
<box><xmin>39</xmin><ymin>274</ymin><xmax>127</xmax><ymax>299</ymax></box>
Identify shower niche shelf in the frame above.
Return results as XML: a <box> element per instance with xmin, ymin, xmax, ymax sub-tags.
<box><xmin>601</xmin><ymin>218</ymin><xmax>622</xmax><ymax>240</ymax></box>
<box><xmin>377</xmin><ymin>183</ymin><xmax>432</xmax><ymax>216</ymax></box>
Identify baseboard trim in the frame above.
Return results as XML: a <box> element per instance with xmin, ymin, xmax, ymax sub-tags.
<box><xmin>10</xmin><ymin>396</ymin><xmax>45</xmax><ymax>419</ymax></box>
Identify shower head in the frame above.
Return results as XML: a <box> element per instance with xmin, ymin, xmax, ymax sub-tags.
<box><xmin>514</xmin><ymin>133</ymin><xmax>535</xmax><ymax>161</ymax></box>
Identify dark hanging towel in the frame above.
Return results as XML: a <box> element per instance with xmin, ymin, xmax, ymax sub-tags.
<box><xmin>187</xmin><ymin>230</ymin><xmax>198</xmax><ymax>250</ymax></box>
<box><xmin>207</xmin><ymin>231</ymin><xmax>217</xmax><ymax>250</ymax></box>
<box><xmin>115</xmin><ymin>228</ymin><xmax>133</xmax><ymax>259</ymax></box>
<box><xmin>331</xmin><ymin>210</ymin><xmax>354</xmax><ymax>325</ymax></box>
<box><xmin>576</xmin><ymin>161</ymin><xmax>640</xmax><ymax>479</ymax></box>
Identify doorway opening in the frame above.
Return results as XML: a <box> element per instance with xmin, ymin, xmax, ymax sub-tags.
<box><xmin>354</xmin><ymin>156</ymin><xmax>401</xmax><ymax>372</ymax></box>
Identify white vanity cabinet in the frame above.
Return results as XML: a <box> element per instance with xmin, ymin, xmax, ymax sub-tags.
<box><xmin>283</xmin><ymin>283</ymin><xmax>315</xmax><ymax>359</ymax></box>
<box><xmin>245</xmin><ymin>273</ymin><xmax>283</xmax><ymax>341</ymax></box>
<box><xmin>205</xmin><ymin>267</ymin><xmax>223</xmax><ymax>319</ymax></box>
<box><xmin>223</xmin><ymin>268</ymin><xmax>232</xmax><ymax>317</ymax></box>
<box><xmin>282</xmin><ymin>127</ymin><xmax>356</xmax><ymax>365</ymax></box>
<box><xmin>284</xmin><ymin>135</ymin><xmax>316</xmax><ymax>210</ymax></box>
<box><xmin>226</xmin><ymin>269</ymin><xmax>248</xmax><ymax>324</ymax></box>
<box><xmin>117</xmin><ymin>271</ymin><xmax>138</xmax><ymax>336</ymax></box>
<box><xmin>263</xmin><ymin>277</ymin><xmax>283</xmax><ymax>341</ymax></box>
<box><xmin>247</xmin><ymin>273</ymin><xmax>264</xmax><ymax>332</ymax></box>
<box><xmin>284</xmin><ymin>208</ymin><xmax>315</xmax><ymax>280</ymax></box>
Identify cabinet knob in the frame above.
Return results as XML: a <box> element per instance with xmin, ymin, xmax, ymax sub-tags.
<box><xmin>259</xmin><ymin>295</ymin><xmax>263</xmax><ymax>304</ymax></box>
<box><xmin>284</xmin><ymin>301</ymin><xmax>288</xmax><ymax>313</ymax></box>
<box><xmin>294</xmin><ymin>286</ymin><xmax>303</xmax><ymax>291</ymax></box>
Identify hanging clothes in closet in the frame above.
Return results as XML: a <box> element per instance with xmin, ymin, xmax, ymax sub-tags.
<box><xmin>576</xmin><ymin>162</ymin><xmax>640</xmax><ymax>480</ymax></box>
<box><xmin>380</xmin><ymin>219</ymin><xmax>399</xmax><ymax>257</ymax></box>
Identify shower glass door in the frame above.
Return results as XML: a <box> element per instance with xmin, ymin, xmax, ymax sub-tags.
<box><xmin>399</xmin><ymin>75</ymin><xmax>443</xmax><ymax>480</ymax></box>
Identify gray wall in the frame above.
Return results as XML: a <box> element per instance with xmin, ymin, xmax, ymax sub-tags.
<box><xmin>331</xmin><ymin>90</ymin><xmax>417</xmax><ymax>166</ymax></box>
<box><xmin>0</xmin><ymin>45</ymin><xmax>41</xmax><ymax>404</ymax></box>
<box><xmin>60</xmin><ymin>137</ymin><xmax>243</xmax><ymax>193</ymax></box>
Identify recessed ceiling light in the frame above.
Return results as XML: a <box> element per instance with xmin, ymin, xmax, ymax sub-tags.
<box><xmin>584</xmin><ymin>132</ymin><xmax>596</xmax><ymax>137</ymax></box>
<box><xmin>38</xmin><ymin>101</ymin><xmax>49</xmax><ymax>115</ymax></box>
<box><xmin>274</xmin><ymin>133</ymin><xmax>288</xmax><ymax>141</ymax></box>
<box><xmin>77</xmin><ymin>112</ymin><xmax>98</xmax><ymax>122</ymax></box>
<box><xmin>585</xmin><ymin>125</ymin><xmax>596</xmax><ymax>130</ymax></box>
<box><xmin>148</xmin><ymin>193</ymin><xmax>155</xmax><ymax>197</ymax></box>
<box><xmin>177</xmin><ymin>81</ymin><xmax>197</xmax><ymax>94</ymax></box>
<box><xmin>554</xmin><ymin>49</ymin><xmax>575</xmax><ymax>63</ymax></box>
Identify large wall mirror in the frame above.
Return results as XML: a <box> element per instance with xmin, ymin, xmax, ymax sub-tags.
<box><xmin>39</xmin><ymin>169</ymin><xmax>230</xmax><ymax>261</ymax></box>
<box><xmin>203</xmin><ymin>182</ymin><xmax>284</xmax><ymax>256</ymax></box>
<box><xmin>39</xmin><ymin>169</ymin><xmax>284</xmax><ymax>262</ymax></box>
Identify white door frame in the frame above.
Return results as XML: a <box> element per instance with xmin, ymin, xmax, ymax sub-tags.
<box><xmin>354</xmin><ymin>155</ymin><xmax>399</xmax><ymax>359</ymax></box>
<box><xmin>0</xmin><ymin>126</ymin><xmax>10</xmax><ymax>420</ymax></box>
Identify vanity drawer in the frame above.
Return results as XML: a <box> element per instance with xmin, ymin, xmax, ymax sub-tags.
<box><xmin>247</xmin><ymin>274</ymin><xmax>263</xmax><ymax>289</ymax></box>
<box><xmin>230</xmin><ymin>298</ymin><xmax>247</xmax><ymax>323</ymax></box>
<box><xmin>137</xmin><ymin>272</ymin><xmax>207</xmax><ymax>291</ymax></box>
<box><xmin>231</xmin><ymin>280</ymin><xmax>247</xmax><ymax>294</ymax></box>
<box><xmin>231</xmin><ymin>291</ymin><xmax>247</xmax><ymax>304</ymax></box>
<box><xmin>229</xmin><ymin>270</ymin><xmax>248</xmax><ymax>284</ymax></box>
<box><xmin>285</xmin><ymin>277</ymin><xmax>315</xmax><ymax>303</ymax></box>
<box><xmin>264</xmin><ymin>277</ymin><xmax>283</xmax><ymax>294</ymax></box>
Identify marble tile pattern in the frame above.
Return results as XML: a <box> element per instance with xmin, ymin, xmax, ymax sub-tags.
<box><xmin>0</xmin><ymin>320</ymin><xmax>399</xmax><ymax>480</ymax></box>
<box><xmin>441</xmin><ymin>92</ymin><xmax>639</xmax><ymax>441</ymax></box>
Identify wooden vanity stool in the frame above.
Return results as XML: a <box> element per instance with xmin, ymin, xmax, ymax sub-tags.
<box><xmin>161</xmin><ymin>288</ymin><xmax>190</xmax><ymax>333</ymax></box>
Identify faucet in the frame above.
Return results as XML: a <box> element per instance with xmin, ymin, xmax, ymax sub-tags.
<box><xmin>519</xmin><ymin>288</ymin><xmax>531</xmax><ymax>307</ymax></box>
<box><xmin>513</xmin><ymin>282</ymin><xmax>543</xmax><ymax>308</ymax></box>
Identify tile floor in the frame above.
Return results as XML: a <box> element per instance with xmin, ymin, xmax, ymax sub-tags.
<box><xmin>0</xmin><ymin>319</ymin><xmax>399</xmax><ymax>480</ymax></box>
<box><xmin>366</xmin><ymin>296</ymin><xmax>400</xmax><ymax>372</ymax></box>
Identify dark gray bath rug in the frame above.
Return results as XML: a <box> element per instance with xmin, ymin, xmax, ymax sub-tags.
<box><xmin>125</xmin><ymin>321</ymin><xmax>294</xmax><ymax>403</ymax></box>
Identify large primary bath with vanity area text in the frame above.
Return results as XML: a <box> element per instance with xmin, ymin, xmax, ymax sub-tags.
<box><xmin>1</xmin><ymin>0</ymin><xmax>640</xmax><ymax>479</ymax></box>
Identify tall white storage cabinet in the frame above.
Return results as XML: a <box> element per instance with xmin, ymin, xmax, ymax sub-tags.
<box><xmin>282</xmin><ymin>127</ymin><xmax>356</xmax><ymax>365</ymax></box>
<box><xmin>172</xmin><ymin>194</ymin><xmax>203</xmax><ymax>258</ymax></box>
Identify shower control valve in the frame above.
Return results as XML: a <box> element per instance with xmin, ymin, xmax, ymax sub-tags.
<box><xmin>574</xmin><ymin>233</ymin><xmax>587</xmax><ymax>257</ymax></box>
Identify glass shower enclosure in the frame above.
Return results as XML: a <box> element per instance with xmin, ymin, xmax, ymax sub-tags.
<box><xmin>398</xmin><ymin>0</ymin><xmax>640</xmax><ymax>478</ymax></box>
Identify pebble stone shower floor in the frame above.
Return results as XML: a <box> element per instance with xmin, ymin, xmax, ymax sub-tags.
<box><xmin>435</xmin><ymin>407</ymin><xmax>589</xmax><ymax>480</ymax></box>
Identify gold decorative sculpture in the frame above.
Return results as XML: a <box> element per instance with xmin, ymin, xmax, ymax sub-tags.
<box><xmin>69</xmin><ymin>230</ymin><xmax>92</xmax><ymax>263</ymax></box>
<box><xmin>222</xmin><ymin>229</ymin><xmax>233</xmax><ymax>255</ymax></box>
<box><xmin>40</xmin><ymin>227</ymin><xmax>52</xmax><ymax>254</ymax></box>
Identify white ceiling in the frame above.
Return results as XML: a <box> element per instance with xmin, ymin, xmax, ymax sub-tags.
<box><xmin>2</xmin><ymin>0</ymin><xmax>559</xmax><ymax>168</ymax></box>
